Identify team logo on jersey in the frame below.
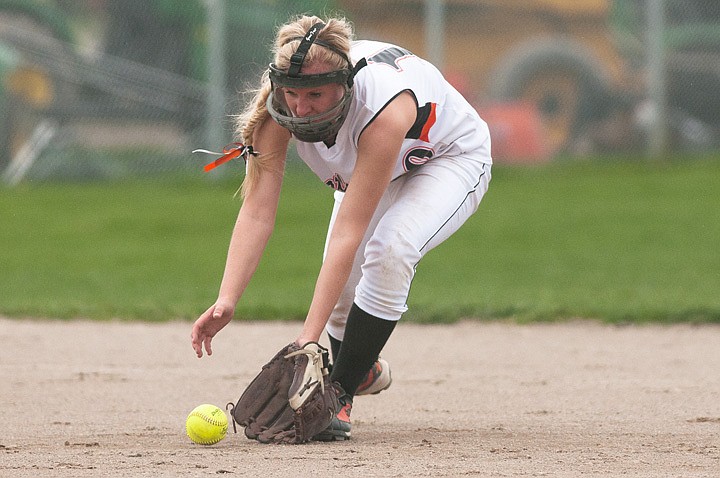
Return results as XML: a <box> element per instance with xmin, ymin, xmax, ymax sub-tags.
<box><xmin>403</xmin><ymin>146</ymin><xmax>434</xmax><ymax>171</ymax></box>
<box><xmin>325</xmin><ymin>173</ymin><xmax>348</xmax><ymax>192</ymax></box>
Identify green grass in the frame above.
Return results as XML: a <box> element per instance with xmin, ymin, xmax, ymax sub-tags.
<box><xmin>1</xmin><ymin>155</ymin><xmax>719</xmax><ymax>323</ymax></box>
<box><xmin>412</xmin><ymin>155</ymin><xmax>720</xmax><ymax>323</ymax></box>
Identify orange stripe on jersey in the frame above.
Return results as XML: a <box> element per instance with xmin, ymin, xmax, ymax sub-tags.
<box><xmin>419</xmin><ymin>102</ymin><xmax>437</xmax><ymax>142</ymax></box>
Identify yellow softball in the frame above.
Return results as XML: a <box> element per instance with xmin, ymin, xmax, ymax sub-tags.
<box><xmin>186</xmin><ymin>404</ymin><xmax>228</xmax><ymax>445</ymax></box>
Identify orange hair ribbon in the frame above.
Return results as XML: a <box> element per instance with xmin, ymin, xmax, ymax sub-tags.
<box><xmin>192</xmin><ymin>143</ymin><xmax>258</xmax><ymax>172</ymax></box>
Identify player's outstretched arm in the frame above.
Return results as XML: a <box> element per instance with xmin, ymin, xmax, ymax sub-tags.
<box><xmin>192</xmin><ymin>119</ymin><xmax>291</xmax><ymax>358</ymax></box>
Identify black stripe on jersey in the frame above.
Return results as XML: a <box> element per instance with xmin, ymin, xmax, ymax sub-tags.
<box><xmin>406</xmin><ymin>102</ymin><xmax>433</xmax><ymax>140</ymax></box>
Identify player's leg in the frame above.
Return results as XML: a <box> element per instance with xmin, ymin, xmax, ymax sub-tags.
<box><xmin>323</xmin><ymin>190</ymin><xmax>389</xmax><ymax>353</ymax></box>
<box><xmin>319</xmin><ymin>154</ymin><xmax>491</xmax><ymax>440</ymax></box>
<box><xmin>324</xmin><ymin>188</ymin><xmax>396</xmax><ymax>366</ymax></box>
<box><xmin>355</xmin><ymin>156</ymin><xmax>492</xmax><ymax>319</ymax></box>
<box><xmin>323</xmin><ymin>188</ymin><xmax>394</xmax><ymax>390</ymax></box>
<box><xmin>318</xmin><ymin>155</ymin><xmax>490</xmax><ymax>441</ymax></box>
<box><xmin>332</xmin><ymin>154</ymin><xmax>492</xmax><ymax>397</ymax></box>
<box><xmin>315</xmin><ymin>190</ymin><xmax>394</xmax><ymax>442</ymax></box>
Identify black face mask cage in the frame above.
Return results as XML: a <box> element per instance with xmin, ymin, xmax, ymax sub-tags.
<box><xmin>266</xmin><ymin>85</ymin><xmax>353</xmax><ymax>143</ymax></box>
<box><xmin>265</xmin><ymin>22</ymin><xmax>358</xmax><ymax>142</ymax></box>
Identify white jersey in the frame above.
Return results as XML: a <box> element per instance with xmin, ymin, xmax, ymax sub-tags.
<box><xmin>295</xmin><ymin>40</ymin><xmax>491</xmax><ymax>191</ymax></box>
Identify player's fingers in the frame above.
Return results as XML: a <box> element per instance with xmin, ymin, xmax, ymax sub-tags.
<box><xmin>204</xmin><ymin>336</ymin><xmax>213</xmax><ymax>356</ymax></box>
<box><xmin>192</xmin><ymin>337</ymin><xmax>203</xmax><ymax>358</ymax></box>
<box><xmin>190</xmin><ymin>326</ymin><xmax>204</xmax><ymax>358</ymax></box>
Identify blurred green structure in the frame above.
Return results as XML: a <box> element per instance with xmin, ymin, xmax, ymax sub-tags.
<box><xmin>610</xmin><ymin>1</ymin><xmax>720</xmax><ymax>150</ymax></box>
<box><xmin>2</xmin><ymin>0</ymin><xmax>720</xmax><ymax>175</ymax></box>
<box><xmin>0</xmin><ymin>0</ymin><xmax>336</xmax><ymax>172</ymax></box>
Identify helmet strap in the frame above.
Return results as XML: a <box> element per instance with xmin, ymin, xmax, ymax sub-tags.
<box><xmin>288</xmin><ymin>22</ymin><xmax>326</xmax><ymax>77</ymax></box>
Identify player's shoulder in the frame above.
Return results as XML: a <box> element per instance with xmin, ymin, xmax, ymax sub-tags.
<box><xmin>351</xmin><ymin>40</ymin><xmax>412</xmax><ymax>61</ymax></box>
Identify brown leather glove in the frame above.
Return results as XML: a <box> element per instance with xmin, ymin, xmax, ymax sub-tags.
<box><xmin>229</xmin><ymin>342</ymin><xmax>340</xmax><ymax>444</ymax></box>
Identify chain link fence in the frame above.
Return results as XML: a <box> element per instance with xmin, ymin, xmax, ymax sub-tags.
<box><xmin>1</xmin><ymin>0</ymin><xmax>719</xmax><ymax>184</ymax></box>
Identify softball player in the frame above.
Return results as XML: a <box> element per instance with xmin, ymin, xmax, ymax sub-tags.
<box><xmin>191</xmin><ymin>14</ymin><xmax>492</xmax><ymax>441</ymax></box>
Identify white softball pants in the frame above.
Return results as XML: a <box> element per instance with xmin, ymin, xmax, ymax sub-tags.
<box><xmin>324</xmin><ymin>151</ymin><xmax>492</xmax><ymax>341</ymax></box>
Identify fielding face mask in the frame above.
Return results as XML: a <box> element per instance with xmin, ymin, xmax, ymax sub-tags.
<box><xmin>266</xmin><ymin>22</ymin><xmax>366</xmax><ymax>142</ymax></box>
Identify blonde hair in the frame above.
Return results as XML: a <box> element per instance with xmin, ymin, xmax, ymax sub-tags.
<box><xmin>234</xmin><ymin>15</ymin><xmax>354</xmax><ymax>198</ymax></box>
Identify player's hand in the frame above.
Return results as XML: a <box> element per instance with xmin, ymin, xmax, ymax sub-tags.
<box><xmin>191</xmin><ymin>302</ymin><xmax>235</xmax><ymax>358</ymax></box>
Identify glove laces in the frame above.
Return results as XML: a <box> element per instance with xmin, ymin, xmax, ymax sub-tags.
<box><xmin>285</xmin><ymin>344</ymin><xmax>327</xmax><ymax>394</ymax></box>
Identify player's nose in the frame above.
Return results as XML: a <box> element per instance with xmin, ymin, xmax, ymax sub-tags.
<box><xmin>295</xmin><ymin>97</ymin><xmax>314</xmax><ymax>117</ymax></box>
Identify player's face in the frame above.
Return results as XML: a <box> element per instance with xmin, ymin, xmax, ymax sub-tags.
<box><xmin>281</xmin><ymin>62</ymin><xmax>345</xmax><ymax>118</ymax></box>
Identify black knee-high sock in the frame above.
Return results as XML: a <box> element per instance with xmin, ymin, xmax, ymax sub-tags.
<box><xmin>330</xmin><ymin>303</ymin><xmax>396</xmax><ymax>398</ymax></box>
<box><xmin>327</xmin><ymin>333</ymin><xmax>342</xmax><ymax>364</ymax></box>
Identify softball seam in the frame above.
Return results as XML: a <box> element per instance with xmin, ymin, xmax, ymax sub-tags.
<box><xmin>189</xmin><ymin>411</ymin><xmax>226</xmax><ymax>427</ymax></box>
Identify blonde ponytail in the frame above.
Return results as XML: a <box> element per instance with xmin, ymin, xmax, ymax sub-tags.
<box><xmin>233</xmin><ymin>72</ymin><xmax>273</xmax><ymax>199</ymax></box>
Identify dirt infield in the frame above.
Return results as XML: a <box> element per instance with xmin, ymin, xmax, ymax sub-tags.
<box><xmin>1</xmin><ymin>318</ymin><xmax>719</xmax><ymax>477</ymax></box>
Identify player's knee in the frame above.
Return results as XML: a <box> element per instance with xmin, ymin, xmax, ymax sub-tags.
<box><xmin>356</xmin><ymin>230</ymin><xmax>420</xmax><ymax>317</ymax></box>
<box><xmin>363</xmin><ymin>230</ymin><xmax>419</xmax><ymax>282</ymax></box>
